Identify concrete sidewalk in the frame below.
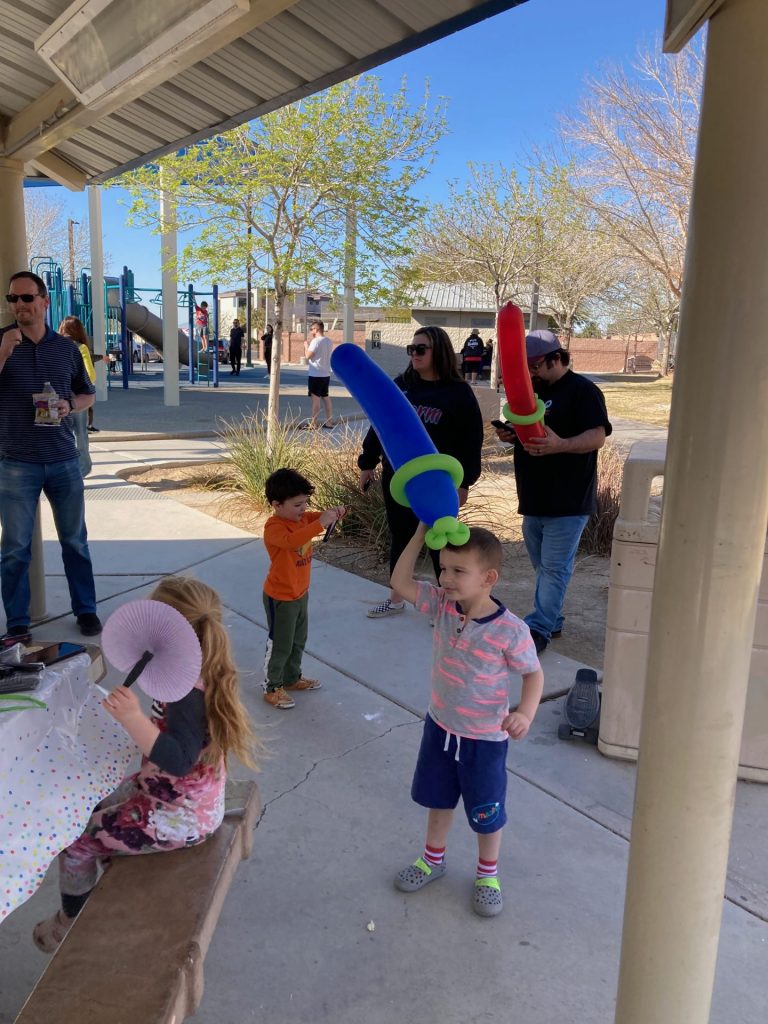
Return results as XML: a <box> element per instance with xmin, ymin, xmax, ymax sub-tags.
<box><xmin>0</xmin><ymin>436</ymin><xmax>765</xmax><ymax>1024</ymax></box>
<box><xmin>90</xmin><ymin>367</ymin><xmax>668</xmax><ymax>448</ymax></box>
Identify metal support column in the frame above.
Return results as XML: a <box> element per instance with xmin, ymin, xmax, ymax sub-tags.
<box><xmin>160</xmin><ymin>181</ymin><xmax>180</xmax><ymax>406</ymax></box>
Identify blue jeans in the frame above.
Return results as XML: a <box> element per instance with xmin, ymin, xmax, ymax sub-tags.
<box><xmin>0</xmin><ymin>458</ymin><xmax>96</xmax><ymax>629</ymax></box>
<box><xmin>522</xmin><ymin>514</ymin><xmax>590</xmax><ymax>640</ymax></box>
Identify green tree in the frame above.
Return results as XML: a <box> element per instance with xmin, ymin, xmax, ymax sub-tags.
<box><xmin>417</xmin><ymin>162</ymin><xmax>545</xmax><ymax>310</ymax></box>
<box><xmin>117</xmin><ymin>77</ymin><xmax>447</xmax><ymax>435</ymax></box>
<box><xmin>417</xmin><ymin>161</ymin><xmax>600</xmax><ymax>379</ymax></box>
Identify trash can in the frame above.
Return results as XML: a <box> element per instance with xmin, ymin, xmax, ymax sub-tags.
<box><xmin>599</xmin><ymin>439</ymin><xmax>768</xmax><ymax>782</ymax></box>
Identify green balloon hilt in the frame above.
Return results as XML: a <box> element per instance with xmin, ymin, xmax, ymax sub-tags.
<box><xmin>389</xmin><ymin>453</ymin><xmax>464</xmax><ymax>506</ymax></box>
<box><xmin>501</xmin><ymin>398</ymin><xmax>546</xmax><ymax>427</ymax></box>
<box><xmin>388</xmin><ymin>453</ymin><xmax>469</xmax><ymax>548</ymax></box>
<box><xmin>425</xmin><ymin>516</ymin><xmax>471</xmax><ymax>550</ymax></box>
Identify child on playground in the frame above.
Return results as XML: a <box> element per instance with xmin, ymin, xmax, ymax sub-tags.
<box><xmin>391</xmin><ymin>524</ymin><xmax>543</xmax><ymax>917</ymax></box>
<box><xmin>262</xmin><ymin>468</ymin><xmax>345</xmax><ymax>709</ymax></box>
<box><xmin>32</xmin><ymin>575</ymin><xmax>262</xmax><ymax>953</ymax></box>
<box><xmin>194</xmin><ymin>297</ymin><xmax>210</xmax><ymax>351</ymax></box>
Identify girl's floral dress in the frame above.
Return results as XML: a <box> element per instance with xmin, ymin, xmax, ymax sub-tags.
<box><xmin>59</xmin><ymin>683</ymin><xmax>225</xmax><ymax>897</ymax></box>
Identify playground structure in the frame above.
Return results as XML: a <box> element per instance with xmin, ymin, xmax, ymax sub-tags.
<box><xmin>30</xmin><ymin>258</ymin><xmax>223</xmax><ymax>388</ymax></box>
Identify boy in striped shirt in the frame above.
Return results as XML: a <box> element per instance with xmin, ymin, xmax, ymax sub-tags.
<box><xmin>391</xmin><ymin>524</ymin><xmax>543</xmax><ymax>917</ymax></box>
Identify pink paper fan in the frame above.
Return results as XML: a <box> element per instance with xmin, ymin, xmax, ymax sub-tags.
<box><xmin>102</xmin><ymin>599</ymin><xmax>202</xmax><ymax>702</ymax></box>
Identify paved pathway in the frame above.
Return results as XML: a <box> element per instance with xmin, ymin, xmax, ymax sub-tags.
<box><xmin>0</xmin><ymin>429</ymin><xmax>765</xmax><ymax>1023</ymax></box>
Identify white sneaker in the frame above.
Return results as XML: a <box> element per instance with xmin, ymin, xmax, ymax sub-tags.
<box><xmin>367</xmin><ymin>599</ymin><xmax>406</xmax><ymax>619</ymax></box>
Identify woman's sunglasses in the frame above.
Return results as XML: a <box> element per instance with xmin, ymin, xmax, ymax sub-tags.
<box><xmin>406</xmin><ymin>343</ymin><xmax>432</xmax><ymax>356</ymax></box>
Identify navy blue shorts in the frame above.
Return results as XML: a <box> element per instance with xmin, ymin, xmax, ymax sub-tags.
<box><xmin>411</xmin><ymin>715</ymin><xmax>508</xmax><ymax>834</ymax></box>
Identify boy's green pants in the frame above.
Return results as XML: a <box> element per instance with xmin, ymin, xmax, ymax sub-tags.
<box><xmin>263</xmin><ymin>591</ymin><xmax>308</xmax><ymax>690</ymax></box>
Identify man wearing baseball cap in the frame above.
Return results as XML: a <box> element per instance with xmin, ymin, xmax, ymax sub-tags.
<box><xmin>494</xmin><ymin>330</ymin><xmax>612</xmax><ymax>654</ymax></box>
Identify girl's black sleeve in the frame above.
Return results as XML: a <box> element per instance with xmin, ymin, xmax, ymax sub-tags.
<box><xmin>357</xmin><ymin>424</ymin><xmax>383</xmax><ymax>470</ymax></box>
<box><xmin>454</xmin><ymin>385</ymin><xmax>484</xmax><ymax>489</ymax></box>
<box><xmin>149</xmin><ymin>689</ymin><xmax>208</xmax><ymax>776</ymax></box>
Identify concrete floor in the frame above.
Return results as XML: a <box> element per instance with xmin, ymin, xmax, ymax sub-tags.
<box><xmin>0</xmin><ymin>414</ymin><xmax>764</xmax><ymax>1023</ymax></box>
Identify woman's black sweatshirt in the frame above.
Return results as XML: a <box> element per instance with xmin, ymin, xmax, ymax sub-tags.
<box><xmin>357</xmin><ymin>374</ymin><xmax>483</xmax><ymax>489</ymax></box>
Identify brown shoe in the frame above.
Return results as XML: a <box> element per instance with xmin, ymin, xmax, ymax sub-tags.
<box><xmin>263</xmin><ymin>687</ymin><xmax>295</xmax><ymax>709</ymax></box>
<box><xmin>285</xmin><ymin>677</ymin><xmax>322</xmax><ymax>691</ymax></box>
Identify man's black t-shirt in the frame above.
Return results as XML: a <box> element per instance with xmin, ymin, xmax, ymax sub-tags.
<box><xmin>229</xmin><ymin>326</ymin><xmax>244</xmax><ymax>349</ymax></box>
<box><xmin>513</xmin><ymin>370</ymin><xmax>612</xmax><ymax>517</ymax></box>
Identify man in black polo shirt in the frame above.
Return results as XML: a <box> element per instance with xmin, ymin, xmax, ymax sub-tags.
<box><xmin>0</xmin><ymin>271</ymin><xmax>101</xmax><ymax>642</ymax></box>
<box><xmin>494</xmin><ymin>330</ymin><xmax>612</xmax><ymax>654</ymax></box>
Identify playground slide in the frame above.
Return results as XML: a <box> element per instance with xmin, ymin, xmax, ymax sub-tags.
<box><xmin>126</xmin><ymin>303</ymin><xmax>192</xmax><ymax>366</ymax></box>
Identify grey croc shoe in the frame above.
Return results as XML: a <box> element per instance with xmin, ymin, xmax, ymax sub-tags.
<box><xmin>473</xmin><ymin>877</ymin><xmax>503</xmax><ymax>917</ymax></box>
<box><xmin>394</xmin><ymin>857</ymin><xmax>446</xmax><ymax>892</ymax></box>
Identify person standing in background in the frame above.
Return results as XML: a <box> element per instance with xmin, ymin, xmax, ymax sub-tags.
<box><xmin>0</xmin><ymin>272</ymin><xmax>101</xmax><ymax>643</ymax></box>
<box><xmin>261</xmin><ymin>323</ymin><xmax>274</xmax><ymax>379</ymax></box>
<box><xmin>493</xmin><ymin>330</ymin><xmax>612</xmax><ymax>655</ymax></box>
<box><xmin>461</xmin><ymin>328</ymin><xmax>484</xmax><ymax>383</ymax></box>
<box><xmin>58</xmin><ymin>316</ymin><xmax>95</xmax><ymax>477</ymax></box>
<box><xmin>229</xmin><ymin>319</ymin><xmax>244</xmax><ymax>376</ymax></box>
<box><xmin>305</xmin><ymin>320</ymin><xmax>333</xmax><ymax>428</ymax></box>
<box><xmin>358</xmin><ymin>325</ymin><xmax>483</xmax><ymax>619</ymax></box>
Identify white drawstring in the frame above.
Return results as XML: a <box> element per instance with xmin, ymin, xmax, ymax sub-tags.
<box><xmin>443</xmin><ymin>728</ymin><xmax>461</xmax><ymax>762</ymax></box>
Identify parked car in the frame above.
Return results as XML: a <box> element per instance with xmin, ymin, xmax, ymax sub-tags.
<box><xmin>132</xmin><ymin>342</ymin><xmax>162</xmax><ymax>363</ymax></box>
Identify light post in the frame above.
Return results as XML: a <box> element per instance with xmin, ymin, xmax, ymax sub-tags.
<box><xmin>245</xmin><ymin>223</ymin><xmax>253</xmax><ymax>366</ymax></box>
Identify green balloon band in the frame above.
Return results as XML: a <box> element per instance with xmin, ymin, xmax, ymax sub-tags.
<box><xmin>501</xmin><ymin>398</ymin><xmax>546</xmax><ymax>427</ymax></box>
<box><xmin>389</xmin><ymin>453</ymin><xmax>464</xmax><ymax>507</ymax></box>
<box><xmin>425</xmin><ymin>517</ymin><xmax>471</xmax><ymax>550</ymax></box>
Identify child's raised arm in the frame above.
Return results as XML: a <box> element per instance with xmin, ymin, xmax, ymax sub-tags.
<box><xmin>390</xmin><ymin>522</ymin><xmax>428</xmax><ymax>606</ymax></box>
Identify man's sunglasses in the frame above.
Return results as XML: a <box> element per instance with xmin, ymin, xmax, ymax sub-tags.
<box><xmin>406</xmin><ymin>343</ymin><xmax>432</xmax><ymax>356</ymax></box>
<box><xmin>528</xmin><ymin>358</ymin><xmax>546</xmax><ymax>373</ymax></box>
<box><xmin>5</xmin><ymin>293</ymin><xmax>41</xmax><ymax>304</ymax></box>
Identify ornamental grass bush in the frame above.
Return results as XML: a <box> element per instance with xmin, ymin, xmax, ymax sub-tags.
<box><xmin>580</xmin><ymin>442</ymin><xmax>627</xmax><ymax>557</ymax></box>
<box><xmin>219</xmin><ymin>413</ymin><xmax>512</xmax><ymax>562</ymax></box>
<box><xmin>219</xmin><ymin>413</ymin><xmax>390</xmax><ymax>556</ymax></box>
<box><xmin>219</xmin><ymin>414</ymin><xmax>626</xmax><ymax>560</ymax></box>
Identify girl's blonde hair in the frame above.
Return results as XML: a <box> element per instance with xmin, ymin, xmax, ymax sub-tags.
<box><xmin>149</xmin><ymin>575</ymin><xmax>263</xmax><ymax>770</ymax></box>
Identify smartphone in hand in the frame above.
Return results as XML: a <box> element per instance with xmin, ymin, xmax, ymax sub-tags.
<box><xmin>491</xmin><ymin>419</ymin><xmax>512</xmax><ymax>431</ymax></box>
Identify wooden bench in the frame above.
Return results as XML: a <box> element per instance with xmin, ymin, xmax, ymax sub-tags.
<box><xmin>15</xmin><ymin>779</ymin><xmax>261</xmax><ymax>1024</ymax></box>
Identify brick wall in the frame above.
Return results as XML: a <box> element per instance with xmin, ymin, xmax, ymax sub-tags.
<box><xmin>360</xmin><ymin>322</ymin><xmax>661</xmax><ymax>376</ymax></box>
<box><xmin>567</xmin><ymin>338</ymin><xmax>659</xmax><ymax>373</ymax></box>
<box><xmin>260</xmin><ymin>326</ymin><xmax>659</xmax><ymax>374</ymax></box>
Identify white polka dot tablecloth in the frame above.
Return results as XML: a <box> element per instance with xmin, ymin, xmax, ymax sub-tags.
<box><xmin>0</xmin><ymin>654</ymin><xmax>136</xmax><ymax>922</ymax></box>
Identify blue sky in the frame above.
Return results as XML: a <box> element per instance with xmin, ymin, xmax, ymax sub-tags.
<box><xmin>31</xmin><ymin>0</ymin><xmax>668</xmax><ymax>290</ymax></box>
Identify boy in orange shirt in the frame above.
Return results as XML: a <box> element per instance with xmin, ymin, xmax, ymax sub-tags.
<box><xmin>262</xmin><ymin>469</ymin><xmax>345</xmax><ymax>709</ymax></box>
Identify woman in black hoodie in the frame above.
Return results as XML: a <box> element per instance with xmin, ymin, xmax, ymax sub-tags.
<box><xmin>358</xmin><ymin>325</ymin><xmax>484</xmax><ymax>618</ymax></box>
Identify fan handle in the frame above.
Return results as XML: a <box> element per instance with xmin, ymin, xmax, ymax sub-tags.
<box><xmin>123</xmin><ymin>650</ymin><xmax>154</xmax><ymax>688</ymax></box>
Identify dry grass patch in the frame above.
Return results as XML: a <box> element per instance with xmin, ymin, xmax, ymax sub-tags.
<box><xmin>597</xmin><ymin>375</ymin><xmax>673</xmax><ymax>426</ymax></box>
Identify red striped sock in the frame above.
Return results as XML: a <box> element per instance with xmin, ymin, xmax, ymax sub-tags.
<box><xmin>423</xmin><ymin>844</ymin><xmax>445</xmax><ymax>868</ymax></box>
<box><xmin>476</xmin><ymin>857</ymin><xmax>497</xmax><ymax>879</ymax></box>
